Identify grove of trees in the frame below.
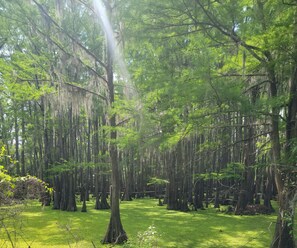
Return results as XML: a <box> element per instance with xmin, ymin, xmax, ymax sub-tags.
<box><xmin>0</xmin><ymin>0</ymin><xmax>296</xmax><ymax>247</ymax></box>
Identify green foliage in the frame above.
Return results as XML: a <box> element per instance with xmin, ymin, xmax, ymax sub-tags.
<box><xmin>0</xmin><ymin>49</ymin><xmax>54</xmax><ymax>102</ymax></box>
<box><xmin>286</xmin><ymin>138</ymin><xmax>297</xmax><ymax>164</ymax></box>
<box><xmin>121</xmin><ymin>0</ymin><xmax>297</xmax><ymax>151</ymax></box>
<box><xmin>195</xmin><ymin>163</ymin><xmax>244</xmax><ymax>181</ymax></box>
<box><xmin>0</xmin><ymin>145</ymin><xmax>51</xmax><ymax>204</ymax></box>
<box><xmin>47</xmin><ymin>161</ymin><xmax>111</xmax><ymax>176</ymax></box>
<box><xmin>0</xmin><ymin>146</ymin><xmax>15</xmax><ymax>205</ymax></box>
<box><xmin>221</xmin><ymin>162</ymin><xmax>245</xmax><ymax>180</ymax></box>
<box><xmin>147</xmin><ymin>177</ymin><xmax>169</xmax><ymax>186</ymax></box>
<box><xmin>0</xmin><ymin>166</ymin><xmax>15</xmax><ymax>204</ymax></box>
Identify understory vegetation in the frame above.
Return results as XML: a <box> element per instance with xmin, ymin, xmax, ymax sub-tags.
<box><xmin>0</xmin><ymin>199</ymin><xmax>286</xmax><ymax>248</ymax></box>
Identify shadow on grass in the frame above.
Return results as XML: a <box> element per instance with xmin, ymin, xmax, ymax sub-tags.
<box><xmin>0</xmin><ymin>199</ymin><xmax>282</xmax><ymax>248</ymax></box>
<box><xmin>120</xmin><ymin>199</ymin><xmax>277</xmax><ymax>248</ymax></box>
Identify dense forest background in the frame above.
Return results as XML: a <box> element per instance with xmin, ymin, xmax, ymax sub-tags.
<box><xmin>0</xmin><ymin>0</ymin><xmax>296</xmax><ymax>247</ymax></box>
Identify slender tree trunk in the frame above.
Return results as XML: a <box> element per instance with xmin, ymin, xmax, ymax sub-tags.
<box><xmin>194</xmin><ymin>180</ymin><xmax>204</xmax><ymax>210</ymax></box>
<box><xmin>100</xmin><ymin>174</ymin><xmax>110</xmax><ymax>209</ymax></box>
<box><xmin>167</xmin><ymin>150</ymin><xmax>178</xmax><ymax>210</ymax></box>
<box><xmin>14</xmin><ymin>105</ymin><xmax>20</xmax><ymax>175</ymax></box>
<box><xmin>81</xmin><ymin>184</ymin><xmax>87</xmax><ymax>212</ymax></box>
<box><xmin>94</xmin><ymin>167</ymin><xmax>101</xmax><ymax>210</ymax></box>
<box><xmin>102</xmin><ymin>4</ymin><xmax>127</xmax><ymax>241</ymax></box>
<box><xmin>99</xmin><ymin>115</ymin><xmax>110</xmax><ymax>209</ymax></box>
<box><xmin>60</xmin><ymin>172</ymin><xmax>68</xmax><ymax>211</ymax></box>
<box><xmin>122</xmin><ymin>150</ymin><xmax>133</xmax><ymax>201</ymax></box>
<box><xmin>178</xmin><ymin>141</ymin><xmax>189</xmax><ymax>212</ymax></box>
<box><xmin>53</xmin><ymin>175</ymin><xmax>61</xmax><ymax>210</ymax></box>
<box><xmin>41</xmin><ymin>97</ymin><xmax>51</xmax><ymax>181</ymax></box>
<box><xmin>21</xmin><ymin>104</ymin><xmax>26</xmax><ymax>176</ymax></box>
<box><xmin>214</xmin><ymin>179</ymin><xmax>220</xmax><ymax>209</ymax></box>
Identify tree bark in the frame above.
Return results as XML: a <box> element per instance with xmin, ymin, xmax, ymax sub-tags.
<box><xmin>14</xmin><ymin>105</ymin><xmax>20</xmax><ymax>175</ymax></box>
<box><xmin>263</xmin><ymin>167</ymin><xmax>274</xmax><ymax>212</ymax></box>
<box><xmin>21</xmin><ymin>104</ymin><xmax>26</xmax><ymax>176</ymax></box>
<box><xmin>52</xmin><ymin>175</ymin><xmax>61</xmax><ymax>210</ymax></box>
<box><xmin>167</xmin><ymin>150</ymin><xmax>179</xmax><ymax>210</ymax></box>
<box><xmin>268</xmin><ymin>63</ymin><xmax>295</xmax><ymax>248</ymax></box>
<box><xmin>193</xmin><ymin>180</ymin><xmax>204</xmax><ymax>210</ymax></box>
<box><xmin>102</xmin><ymin>3</ymin><xmax>127</xmax><ymax>242</ymax></box>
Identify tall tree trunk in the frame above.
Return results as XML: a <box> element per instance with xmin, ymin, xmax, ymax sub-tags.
<box><xmin>66</xmin><ymin>172</ymin><xmax>77</xmax><ymax>212</ymax></box>
<box><xmin>53</xmin><ymin>175</ymin><xmax>61</xmax><ymax>210</ymax></box>
<box><xmin>14</xmin><ymin>105</ymin><xmax>20</xmax><ymax>175</ymax></box>
<box><xmin>100</xmin><ymin>174</ymin><xmax>110</xmax><ymax>209</ymax></box>
<box><xmin>94</xmin><ymin>167</ymin><xmax>101</xmax><ymax>210</ymax></box>
<box><xmin>21</xmin><ymin>104</ymin><xmax>26</xmax><ymax>176</ymax></box>
<box><xmin>102</xmin><ymin>116</ymin><xmax>127</xmax><ymax>243</ymax></box>
<box><xmin>122</xmin><ymin>150</ymin><xmax>133</xmax><ymax>201</ymax></box>
<box><xmin>236</xmin><ymin>114</ymin><xmax>256</xmax><ymax>214</ymax></box>
<box><xmin>102</xmin><ymin>4</ymin><xmax>127</xmax><ymax>242</ymax></box>
<box><xmin>41</xmin><ymin>96</ymin><xmax>51</xmax><ymax>181</ymax></box>
<box><xmin>60</xmin><ymin>172</ymin><xmax>68</xmax><ymax>211</ymax></box>
<box><xmin>271</xmin><ymin>31</ymin><xmax>297</xmax><ymax>248</ymax></box>
<box><xmin>193</xmin><ymin>180</ymin><xmax>204</xmax><ymax>210</ymax></box>
<box><xmin>167</xmin><ymin>150</ymin><xmax>178</xmax><ymax>210</ymax></box>
<box><xmin>178</xmin><ymin>141</ymin><xmax>189</xmax><ymax>212</ymax></box>
<box><xmin>96</xmin><ymin>115</ymin><xmax>110</xmax><ymax>210</ymax></box>
<box><xmin>81</xmin><ymin>184</ymin><xmax>87</xmax><ymax>212</ymax></box>
<box><xmin>268</xmin><ymin>64</ymin><xmax>295</xmax><ymax>248</ymax></box>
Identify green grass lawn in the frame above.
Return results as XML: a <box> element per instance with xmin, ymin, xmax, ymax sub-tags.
<box><xmin>0</xmin><ymin>199</ymin><xmax>294</xmax><ymax>248</ymax></box>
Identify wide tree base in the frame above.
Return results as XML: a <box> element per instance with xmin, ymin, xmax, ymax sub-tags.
<box><xmin>270</xmin><ymin>214</ymin><xmax>295</xmax><ymax>248</ymax></box>
<box><xmin>101</xmin><ymin>220</ymin><xmax>128</xmax><ymax>244</ymax></box>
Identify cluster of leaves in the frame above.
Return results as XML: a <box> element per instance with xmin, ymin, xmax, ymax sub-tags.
<box><xmin>195</xmin><ymin>163</ymin><xmax>244</xmax><ymax>181</ymax></box>
<box><xmin>147</xmin><ymin>177</ymin><xmax>169</xmax><ymax>186</ymax></box>
<box><xmin>0</xmin><ymin>166</ymin><xmax>14</xmax><ymax>205</ymax></box>
<box><xmin>47</xmin><ymin>160</ymin><xmax>111</xmax><ymax>176</ymax></box>
<box><xmin>0</xmin><ymin>146</ymin><xmax>14</xmax><ymax>204</ymax></box>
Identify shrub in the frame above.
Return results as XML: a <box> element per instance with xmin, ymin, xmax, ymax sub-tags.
<box><xmin>0</xmin><ymin>166</ymin><xmax>15</xmax><ymax>205</ymax></box>
<box><xmin>14</xmin><ymin>175</ymin><xmax>50</xmax><ymax>201</ymax></box>
<box><xmin>122</xmin><ymin>225</ymin><xmax>160</xmax><ymax>248</ymax></box>
<box><xmin>137</xmin><ymin>224</ymin><xmax>159</xmax><ymax>247</ymax></box>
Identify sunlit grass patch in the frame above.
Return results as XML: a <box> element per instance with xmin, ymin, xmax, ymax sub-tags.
<box><xmin>120</xmin><ymin>200</ymin><xmax>278</xmax><ymax>248</ymax></box>
<box><xmin>0</xmin><ymin>198</ymin><xmax>294</xmax><ymax>247</ymax></box>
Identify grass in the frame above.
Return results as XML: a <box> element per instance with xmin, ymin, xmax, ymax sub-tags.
<box><xmin>0</xmin><ymin>198</ymin><xmax>295</xmax><ymax>248</ymax></box>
